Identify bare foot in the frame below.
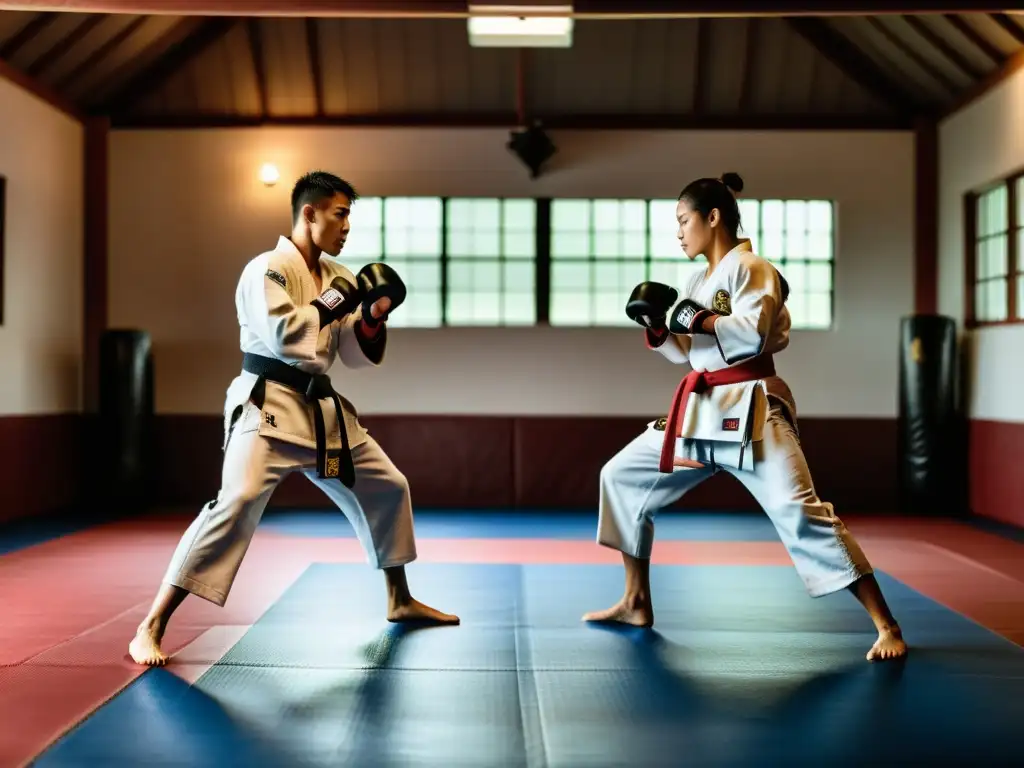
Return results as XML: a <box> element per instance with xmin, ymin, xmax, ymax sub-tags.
<box><xmin>388</xmin><ymin>598</ymin><xmax>460</xmax><ymax>625</ymax></box>
<box><xmin>128</xmin><ymin>623</ymin><xmax>168</xmax><ymax>666</ymax></box>
<box><xmin>582</xmin><ymin>596</ymin><xmax>654</xmax><ymax>628</ymax></box>
<box><xmin>867</xmin><ymin>625</ymin><xmax>907</xmax><ymax>662</ymax></box>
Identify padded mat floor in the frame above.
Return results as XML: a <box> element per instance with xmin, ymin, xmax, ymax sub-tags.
<box><xmin>35</xmin><ymin>563</ymin><xmax>1024</xmax><ymax>767</ymax></box>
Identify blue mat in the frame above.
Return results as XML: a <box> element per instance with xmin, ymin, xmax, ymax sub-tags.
<box><xmin>260</xmin><ymin>508</ymin><xmax>784</xmax><ymax>541</ymax></box>
<box><xmin>37</xmin><ymin>563</ymin><xmax>1024</xmax><ymax>767</ymax></box>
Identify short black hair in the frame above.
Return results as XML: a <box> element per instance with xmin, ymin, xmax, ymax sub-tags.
<box><xmin>291</xmin><ymin>170</ymin><xmax>359</xmax><ymax>223</ymax></box>
<box><xmin>678</xmin><ymin>172</ymin><xmax>744</xmax><ymax>239</ymax></box>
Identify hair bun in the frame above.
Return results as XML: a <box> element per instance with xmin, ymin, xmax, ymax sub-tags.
<box><xmin>720</xmin><ymin>172</ymin><xmax>744</xmax><ymax>195</ymax></box>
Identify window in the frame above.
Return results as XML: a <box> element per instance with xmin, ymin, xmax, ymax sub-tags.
<box><xmin>549</xmin><ymin>199</ymin><xmax>648</xmax><ymax>326</ymax></box>
<box><xmin>549</xmin><ymin>197</ymin><xmax>834</xmax><ymax>329</ymax></box>
<box><xmin>341</xmin><ymin>196</ymin><xmax>444</xmax><ymax>327</ymax></box>
<box><xmin>446</xmin><ymin>198</ymin><xmax>536</xmax><ymax>326</ymax></box>
<box><xmin>740</xmin><ymin>199</ymin><xmax>834</xmax><ymax>330</ymax></box>
<box><xmin>967</xmin><ymin>172</ymin><xmax>1022</xmax><ymax>326</ymax></box>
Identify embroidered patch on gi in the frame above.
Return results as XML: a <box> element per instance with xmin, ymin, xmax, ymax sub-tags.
<box><xmin>325</xmin><ymin>457</ymin><xmax>340</xmax><ymax>478</ymax></box>
<box><xmin>265</xmin><ymin>269</ymin><xmax>287</xmax><ymax>288</ymax></box>
<box><xmin>722</xmin><ymin>418</ymin><xmax>740</xmax><ymax>431</ymax></box>
<box><xmin>264</xmin><ymin>412</ymin><xmax>277</xmax><ymax>428</ymax></box>
<box><xmin>712</xmin><ymin>289</ymin><xmax>732</xmax><ymax>315</ymax></box>
<box><xmin>653</xmin><ymin>417</ymin><xmax>668</xmax><ymax>432</ymax></box>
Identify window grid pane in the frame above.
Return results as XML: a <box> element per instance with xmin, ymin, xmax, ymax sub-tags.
<box><xmin>550</xmin><ymin>199</ymin><xmax>648</xmax><ymax>326</ymax></box>
<box><xmin>446</xmin><ymin>198</ymin><xmax>536</xmax><ymax>326</ymax></box>
<box><xmin>971</xmin><ymin>180</ymin><xmax>1016</xmax><ymax>326</ymax></box>
<box><xmin>743</xmin><ymin>199</ymin><xmax>835</xmax><ymax>330</ymax></box>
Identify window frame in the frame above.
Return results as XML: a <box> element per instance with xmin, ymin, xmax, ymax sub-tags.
<box><xmin>345</xmin><ymin>194</ymin><xmax>837</xmax><ymax>331</ymax></box>
<box><xmin>964</xmin><ymin>168</ymin><xmax>1023</xmax><ymax>329</ymax></box>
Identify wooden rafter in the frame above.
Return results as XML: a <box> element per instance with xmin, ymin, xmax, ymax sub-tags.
<box><xmin>246</xmin><ymin>18</ymin><xmax>268</xmax><ymax>116</ymax></box>
<box><xmin>0</xmin><ymin>12</ymin><xmax>57</xmax><ymax>60</ymax></box>
<box><xmin>865</xmin><ymin>16</ymin><xmax>959</xmax><ymax>93</ymax></box>
<box><xmin>25</xmin><ymin>14</ymin><xmax>106</xmax><ymax>78</ymax></box>
<box><xmin>943</xmin><ymin>14</ymin><xmax>1003</xmax><ymax>66</ymax></box>
<box><xmin>990</xmin><ymin>13</ymin><xmax>1024</xmax><ymax>46</ymax></box>
<box><xmin>902</xmin><ymin>15</ymin><xmax>982</xmax><ymax>80</ymax></box>
<box><xmin>99</xmin><ymin>17</ymin><xmax>235</xmax><ymax>114</ymax></box>
<box><xmin>52</xmin><ymin>15</ymin><xmax>147</xmax><ymax>91</ymax></box>
<box><xmin>786</xmin><ymin>16</ymin><xmax>921</xmax><ymax>114</ymax></box>
<box><xmin>305</xmin><ymin>17</ymin><xmax>323</xmax><ymax>117</ymax></box>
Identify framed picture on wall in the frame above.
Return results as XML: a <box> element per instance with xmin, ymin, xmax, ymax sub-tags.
<box><xmin>0</xmin><ymin>175</ymin><xmax>5</xmax><ymax>326</ymax></box>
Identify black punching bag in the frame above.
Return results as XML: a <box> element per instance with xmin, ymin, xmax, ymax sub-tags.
<box><xmin>98</xmin><ymin>329</ymin><xmax>154</xmax><ymax>512</ymax></box>
<box><xmin>897</xmin><ymin>315</ymin><xmax>959</xmax><ymax>516</ymax></box>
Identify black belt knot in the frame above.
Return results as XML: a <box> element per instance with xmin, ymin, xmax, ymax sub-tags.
<box><xmin>242</xmin><ymin>352</ymin><xmax>355</xmax><ymax>487</ymax></box>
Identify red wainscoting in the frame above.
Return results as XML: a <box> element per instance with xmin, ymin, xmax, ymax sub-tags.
<box><xmin>969</xmin><ymin>419</ymin><xmax>1024</xmax><ymax>528</ymax></box>
<box><xmin>0</xmin><ymin>415</ymin><xmax>83</xmax><ymax>524</ymax></box>
<box><xmin>152</xmin><ymin>414</ymin><xmax>899</xmax><ymax>514</ymax></box>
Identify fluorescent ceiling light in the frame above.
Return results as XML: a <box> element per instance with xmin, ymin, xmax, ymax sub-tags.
<box><xmin>468</xmin><ymin>15</ymin><xmax>573</xmax><ymax>48</ymax></box>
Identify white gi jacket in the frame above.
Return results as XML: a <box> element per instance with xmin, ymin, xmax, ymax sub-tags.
<box><xmin>221</xmin><ymin>236</ymin><xmax>382</xmax><ymax>454</ymax></box>
<box><xmin>648</xmin><ymin>240</ymin><xmax>798</xmax><ymax>470</ymax></box>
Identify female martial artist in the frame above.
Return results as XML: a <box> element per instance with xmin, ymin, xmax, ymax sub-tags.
<box><xmin>584</xmin><ymin>173</ymin><xmax>907</xmax><ymax>662</ymax></box>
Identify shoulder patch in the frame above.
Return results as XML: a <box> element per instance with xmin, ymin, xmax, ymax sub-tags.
<box><xmin>265</xmin><ymin>269</ymin><xmax>287</xmax><ymax>288</ymax></box>
<box><xmin>712</xmin><ymin>288</ymin><xmax>732</xmax><ymax>316</ymax></box>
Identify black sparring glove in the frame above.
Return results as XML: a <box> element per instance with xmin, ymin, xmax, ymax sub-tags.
<box><xmin>668</xmin><ymin>298</ymin><xmax>716</xmax><ymax>335</ymax></box>
<box><xmin>312</xmin><ymin>275</ymin><xmax>361</xmax><ymax>328</ymax></box>
<box><xmin>625</xmin><ymin>281</ymin><xmax>678</xmax><ymax>331</ymax></box>
<box><xmin>356</xmin><ymin>262</ymin><xmax>407</xmax><ymax>327</ymax></box>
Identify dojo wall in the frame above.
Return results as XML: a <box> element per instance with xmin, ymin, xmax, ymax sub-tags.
<box><xmin>939</xmin><ymin>65</ymin><xmax>1024</xmax><ymax>528</ymax></box>
<box><xmin>107</xmin><ymin>127</ymin><xmax>915</xmax><ymax>512</ymax></box>
<box><xmin>0</xmin><ymin>78</ymin><xmax>84</xmax><ymax>522</ymax></box>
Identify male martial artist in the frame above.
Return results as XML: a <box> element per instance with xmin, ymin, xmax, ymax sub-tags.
<box><xmin>129</xmin><ymin>170</ymin><xmax>459</xmax><ymax>666</ymax></box>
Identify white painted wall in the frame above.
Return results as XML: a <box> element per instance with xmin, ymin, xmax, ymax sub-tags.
<box><xmin>108</xmin><ymin>127</ymin><xmax>914</xmax><ymax>418</ymax></box>
<box><xmin>938</xmin><ymin>65</ymin><xmax>1024</xmax><ymax>424</ymax></box>
<box><xmin>0</xmin><ymin>78</ymin><xmax>83</xmax><ymax>415</ymax></box>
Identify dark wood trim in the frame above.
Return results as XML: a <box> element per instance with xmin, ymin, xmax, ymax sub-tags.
<box><xmin>83</xmin><ymin>117</ymin><xmax>109</xmax><ymax>413</ymax></box>
<box><xmin>535</xmin><ymin>198</ymin><xmax>551</xmax><ymax>325</ymax></box>
<box><xmin>964</xmin><ymin>190</ymin><xmax>977</xmax><ymax>327</ymax></box>
<box><xmin>0</xmin><ymin>175</ymin><xmax>5</xmax><ymax>326</ymax></box>
<box><xmin>784</xmin><ymin>17</ymin><xmax>922</xmax><ymax>115</ymax></box>
<box><xmin>108</xmin><ymin>111</ymin><xmax>916</xmax><ymax>131</ymax></box>
<box><xmin>914</xmin><ymin>118</ymin><xmax>938</xmax><ymax>315</ymax></box>
<box><xmin>693</xmin><ymin>17</ymin><xmax>711</xmax><ymax>114</ymax></box>
<box><xmin>1</xmin><ymin>2</ymin><xmax>1012</xmax><ymax>16</ymax></box>
<box><xmin>943</xmin><ymin>47</ymin><xmax>1024</xmax><ymax>121</ymax></box>
<box><xmin>0</xmin><ymin>54</ymin><xmax>84</xmax><ymax>121</ymax></box>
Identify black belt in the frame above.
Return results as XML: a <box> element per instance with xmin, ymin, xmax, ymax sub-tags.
<box><xmin>242</xmin><ymin>352</ymin><xmax>355</xmax><ymax>488</ymax></box>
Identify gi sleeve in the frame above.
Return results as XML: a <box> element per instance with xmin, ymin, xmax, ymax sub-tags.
<box><xmin>712</xmin><ymin>259</ymin><xmax>783</xmax><ymax>366</ymax></box>
<box><xmin>336</xmin><ymin>311</ymin><xmax>387</xmax><ymax>368</ymax></box>
<box><xmin>242</xmin><ymin>259</ymin><xmax>321</xmax><ymax>362</ymax></box>
<box><xmin>645</xmin><ymin>326</ymin><xmax>692</xmax><ymax>365</ymax></box>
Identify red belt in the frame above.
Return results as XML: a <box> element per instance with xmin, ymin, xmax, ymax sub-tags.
<box><xmin>659</xmin><ymin>355</ymin><xmax>776</xmax><ymax>473</ymax></box>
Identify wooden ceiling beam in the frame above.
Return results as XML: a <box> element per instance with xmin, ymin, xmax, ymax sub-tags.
<box><xmin>107</xmin><ymin>111</ymin><xmax>916</xmax><ymax>131</ymax></box>
<box><xmin>0</xmin><ymin>12</ymin><xmax>58</xmax><ymax>60</ymax></box>
<box><xmin>902</xmin><ymin>15</ymin><xmax>982</xmax><ymax>80</ymax></box>
<box><xmin>0</xmin><ymin>1</ymin><xmax>1016</xmax><ymax>17</ymax></box>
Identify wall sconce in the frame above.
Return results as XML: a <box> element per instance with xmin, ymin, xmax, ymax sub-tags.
<box><xmin>259</xmin><ymin>163</ymin><xmax>280</xmax><ymax>186</ymax></box>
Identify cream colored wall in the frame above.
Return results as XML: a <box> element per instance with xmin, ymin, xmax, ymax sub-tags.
<box><xmin>0</xmin><ymin>78</ymin><xmax>83</xmax><ymax>415</ymax></box>
<box><xmin>938</xmin><ymin>65</ymin><xmax>1024</xmax><ymax>423</ymax></box>
<box><xmin>108</xmin><ymin>127</ymin><xmax>914</xmax><ymax>418</ymax></box>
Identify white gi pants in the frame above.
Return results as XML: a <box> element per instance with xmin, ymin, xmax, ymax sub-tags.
<box><xmin>163</xmin><ymin>401</ymin><xmax>417</xmax><ymax>606</ymax></box>
<box><xmin>597</xmin><ymin>404</ymin><xmax>873</xmax><ymax>597</ymax></box>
